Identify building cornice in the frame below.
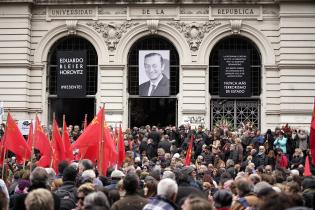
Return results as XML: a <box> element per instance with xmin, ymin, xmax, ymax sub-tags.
<box><xmin>1</xmin><ymin>0</ymin><xmax>280</xmax><ymax>5</ymax></box>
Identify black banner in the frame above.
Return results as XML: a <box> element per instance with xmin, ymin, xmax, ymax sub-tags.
<box><xmin>219</xmin><ymin>50</ymin><xmax>251</xmax><ymax>97</ymax></box>
<box><xmin>57</xmin><ymin>51</ymin><xmax>86</xmax><ymax>98</ymax></box>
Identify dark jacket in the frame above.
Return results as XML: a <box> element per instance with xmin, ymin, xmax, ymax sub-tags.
<box><xmin>110</xmin><ymin>194</ymin><xmax>148</xmax><ymax>210</ymax></box>
<box><xmin>158</xmin><ymin>140</ymin><xmax>171</xmax><ymax>153</ymax></box>
<box><xmin>253</xmin><ymin>153</ymin><xmax>268</xmax><ymax>168</ymax></box>
<box><xmin>139</xmin><ymin>74</ymin><xmax>170</xmax><ymax>97</ymax></box>
<box><xmin>12</xmin><ymin>184</ymin><xmax>60</xmax><ymax>210</ymax></box>
<box><xmin>55</xmin><ymin>181</ymin><xmax>76</xmax><ymax>210</ymax></box>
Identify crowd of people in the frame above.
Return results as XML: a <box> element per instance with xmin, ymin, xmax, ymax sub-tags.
<box><xmin>0</xmin><ymin>122</ymin><xmax>314</xmax><ymax>210</ymax></box>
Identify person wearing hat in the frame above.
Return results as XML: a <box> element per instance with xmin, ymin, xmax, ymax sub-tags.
<box><xmin>105</xmin><ymin>170</ymin><xmax>125</xmax><ymax>190</ymax></box>
<box><xmin>273</xmin><ymin>131</ymin><xmax>287</xmax><ymax>154</ymax></box>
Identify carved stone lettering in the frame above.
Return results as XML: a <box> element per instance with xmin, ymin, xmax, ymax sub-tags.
<box><xmin>49</xmin><ymin>8</ymin><xmax>95</xmax><ymax>17</ymax></box>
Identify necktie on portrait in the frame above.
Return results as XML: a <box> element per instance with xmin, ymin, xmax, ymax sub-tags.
<box><xmin>150</xmin><ymin>84</ymin><xmax>156</xmax><ymax>96</ymax></box>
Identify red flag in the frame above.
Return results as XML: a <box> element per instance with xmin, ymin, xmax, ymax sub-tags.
<box><xmin>34</xmin><ymin>116</ymin><xmax>51</xmax><ymax>156</ymax></box>
<box><xmin>62</xmin><ymin>119</ymin><xmax>74</xmax><ymax>162</ymax></box>
<box><xmin>71</xmin><ymin>108</ymin><xmax>104</xmax><ymax>150</ymax></box>
<box><xmin>0</xmin><ymin>138</ymin><xmax>5</xmax><ymax>166</ymax></box>
<box><xmin>51</xmin><ymin>120</ymin><xmax>65</xmax><ymax>172</ymax></box>
<box><xmin>117</xmin><ymin>124</ymin><xmax>126</xmax><ymax>168</ymax></box>
<box><xmin>3</xmin><ymin>113</ymin><xmax>31</xmax><ymax>161</ymax></box>
<box><xmin>185</xmin><ymin>135</ymin><xmax>194</xmax><ymax>166</ymax></box>
<box><xmin>304</xmin><ymin>155</ymin><xmax>312</xmax><ymax>176</ymax></box>
<box><xmin>99</xmin><ymin>121</ymin><xmax>118</xmax><ymax>175</ymax></box>
<box><xmin>310</xmin><ymin>98</ymin><xmax>315</xmax><ymax>164</ymax></box>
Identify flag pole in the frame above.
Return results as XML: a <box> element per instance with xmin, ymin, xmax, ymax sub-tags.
<box><xmin>1</xmin><ymin>112</ymin><xmax>9</xmax><ymax>180</ymax></box>
<box><xmin>79</xmin><ymin>114</ymin><xmax>88</xmax><ymax>161</ymax></box>
<box><xmin>99</xmin><ymin>104</ymin><xmax>105</xmax><ymax>176</ymax></box>
<box><xmin>30</xmin><ymin>113</ymin><xmax>37</xmax><ymax>172</ymax></box>
<box><xmin>50</xmin><ymin>113</ymin><xmax>55</xmax><ymax>168</ymax></box>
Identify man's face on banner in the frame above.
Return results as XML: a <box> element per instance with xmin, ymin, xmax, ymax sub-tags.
<box><xmin>144</xmin><ymin>54</ymin><xmax>164</xmax><ymax>81</ymax></box>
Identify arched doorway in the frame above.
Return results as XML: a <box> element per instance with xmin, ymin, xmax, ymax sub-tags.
<box><xmin>128</xmin><ymin>36</ymin><xmax>179</xmax><ymax>127</ymax></box>
<box><xmin>209</xmin><ymin>36</ymin><xmax>261</xmax><ymax>129</ymax></box>
<box><xmin>47</xmin><ymin>36</ymin><xmax>98</xmax><ymax>127</ymax></box>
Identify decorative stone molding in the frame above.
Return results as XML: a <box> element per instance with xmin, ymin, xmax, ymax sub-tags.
<box><xmin>196</xmin><ymin>8</ymin><xmax>209</xmax><ymax>14</ymax></box>
<box><xmin>180</xmin><ymin>8</ymin><xmax>193</xmax><ymax>14</ymax></box>
<box><xmin>146</xmin><ymin>20</ymin><xmax>159</xmax><ymax>34</ymax></box>
<box><xmin>87</xmin><ymin>21</ymin><xmax>139</xmax><ymax>51</ymax></box>
<box><xmin>230</xmin><ymin>20</ymin><xmax>242</xmax><ymax>34</ymax></box>
<box><xmin>98</xmin><ymin>8</ymin><xmax>110</xmax><ymax>15</ymax></box>
<box><xmin>33</xmin><ymin>7</ymin><xmax>46</xmax><ymax>15</ymax></box>
<box><xmin>115</xmin><ymin>9</ymin><xmax>127</xmax><ymax>15</ymax></box>
<box><xmin>66</xmin><ymin>20</ymin><xmax>78</xmax><ymax>35</ymax></box>
<box><xmin>168</xmin><ymin>21</ymin><xmax>221</xmax><ymax>51</ymax></box>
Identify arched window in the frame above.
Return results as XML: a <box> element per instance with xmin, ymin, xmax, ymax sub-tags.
<box><xmin>128</xmin><ymin>35</ymin><xmax>179</xmax><ymax>96</ymax></box>
<box><xmin>127</xmin><ymin>36</ymin><xmax>179</xmax><ymax>127</ymax></box>
<box><xmin>209</xmin><ymin>36</ymin><xmax>261</xmax><ymax>129</ymax></box>
<box><xmin>47</xmin><ymin>36</ymin><xmax>97</xmax><ymax>126</ymax></box>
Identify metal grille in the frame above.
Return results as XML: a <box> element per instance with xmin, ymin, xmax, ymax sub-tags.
<box><xmin>209</xmin><ymin>36</ymin><xmax>261</xmax><ymax>129</ymax></box>
<box><xmin>211</xmin><ymin>99</ymin><xmax>260</xmax><ymax>129</ymax></box>
<box><xmin>47</xmin><ymin>36</ymin><xmax>98</xmax><ymax>95</ymax></box>
<box><xmin>128</xmin><ymin>36</ymin><xmax>179</xmax><ymax>96</ymax></box>
<box><xmin>209</xmin><ymin>36</ymin><xmax>261</xmax><ymax>96</ymax></box>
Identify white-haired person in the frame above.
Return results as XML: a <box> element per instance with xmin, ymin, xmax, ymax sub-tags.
<box><xmin>143</xmin><ymin>178</ymin><xmax>178</xmax><ymax>210</ymax></box>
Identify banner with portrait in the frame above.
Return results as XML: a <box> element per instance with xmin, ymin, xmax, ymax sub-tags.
<box><xmin>138</xmin><ymin>50</ymin><xmax>170</xmax><ymax>97</ymax></box>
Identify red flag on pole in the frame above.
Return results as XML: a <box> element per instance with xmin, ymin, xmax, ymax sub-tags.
<box><xmin>185</xmin><ymin>135</ymin><xmax>194</xmax><ymax>166</ymax></box>
<box><xmin>71</xmin><ymin>108</ymin><xmax>104</xmax><ymax>150</ymax></box>
<box><xmin>3</xmin><ymin>113</ymin><xmax>31</xmax><ymax>161</ymax></box>
<box><xmin>34</xmin><ymin>116</ymin><xmax>51</xmax><ymax>156</ymax></box>
<box><xmin>51</xmin><ymin>119</ymin><xmax>65</xmax><ymax>172</ymax></box>
<box><xmin>117</xmin><ymin>124</ymin><xmax>126</xmax><ymax>168</ymax></box>
<box><xmin>304</xmin><ymin>155</ymin><xmax>312</xmax><ymax>176</ymax></box>
<box><xmin>310</xmin><ymin>98</ymin><xmax>315</xmax><ymax>165</ymax></box>
<box><xmin>62</xmin><ymin>117</ymin><xmax>74</xmax><ymax>162</ymax></box>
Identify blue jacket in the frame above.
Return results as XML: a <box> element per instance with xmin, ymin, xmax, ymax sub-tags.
<box><xmin>274</xmin><ymin>137</ymin><xmax>287</xmax><ymax>153</ymax></box>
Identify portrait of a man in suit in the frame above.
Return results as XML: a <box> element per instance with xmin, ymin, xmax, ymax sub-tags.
<box><xmin>139</xmin><ymin>51</ymin><xmax>170</xmax><ymax>97</ymax></box>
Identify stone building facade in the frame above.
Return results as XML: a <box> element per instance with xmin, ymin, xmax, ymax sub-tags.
<box><xmin>0</xmin><ymin>0</ymin><xmax>314</xmax><ymax>131</ymax></box>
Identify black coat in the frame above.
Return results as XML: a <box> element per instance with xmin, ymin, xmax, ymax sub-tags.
<box><xmin>11</xmin><ymin>185</ymin><xmax>60</xmax><ymax>210</ymax></box>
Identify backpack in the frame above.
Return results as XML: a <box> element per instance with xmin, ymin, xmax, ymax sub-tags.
<box><xmin>55</xmin><ymin>189</ymin><xmax>76</xmax><ymax>210</ymax></box>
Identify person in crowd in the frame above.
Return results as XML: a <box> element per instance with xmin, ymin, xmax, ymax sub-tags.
<box><xmin>297</xmin><ymin>129</ymin><xmax>308</xmax><ymax>157</ymax></box>
<box><xmin>24</xmin><ymin>188</ymin><xmax>54</xmax><ymax>210</ymax></box>
<box><xmin>231</xmin><ymin>178</ymin><xmax>259</xmax><ymax>210</ymax></box>
<box><xmin>181</xmin><ymin>196</ymin><xmax>212</xmax><ymax>210</ymax></box>
<box><xmin>105</xmin><ymin>170</ymin><xmax>125</xmax><ymax>190</ymax></box>
<box><xmin>12</xmin><ymin>167</ymin><xmax>60</xmax><ymax>210</ymax></box>
<box><xmin>275</xmin><ymin>148</ymin><xmax>289</xmax><ymax>169</ymax></box>
<box><xmin>55</xmin><ymin>166</ymin><xmax>77</xmax><ymax>210</ymax></box>
<box><xmin>143</xmin><ymin>179</ymin><xmax>158</xmax><ymax>199</ymax></box>
<box><xmin>75</xmin><ymin>183</ymin><xmax>95</xmax><ymax>210</ymax></box>
<box><xmin>83</xmin><ymin>191</ymin><xmax>110</xmax><ymax>210</ymax></box>
<box><xmin>290</xmin><ymin>148</ymin><xmax>304</xmax><ymax>169</ymax></box>
<box><xmin>253</xmin><ymin>146</ymin><xmax>268</xmax><ymax>168</ymax></box>
<box><xmin>212</xmin><ymin>189</ymin><xmax>233</xmax><ymax>210</ymax></box>
<box><xmin>143</xmin><ymin>178</ymin><xmax>178</xmax><ymax>210</ymax></box>
<box><xmin>110</xmin><ymin>173</ymin><xmax>147</xmax><ymax>210</ymax></box>
<box><xmin>274</xmin><ymin>131</ymin><xmax>287</xmax><ymax>154</ymax></box>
